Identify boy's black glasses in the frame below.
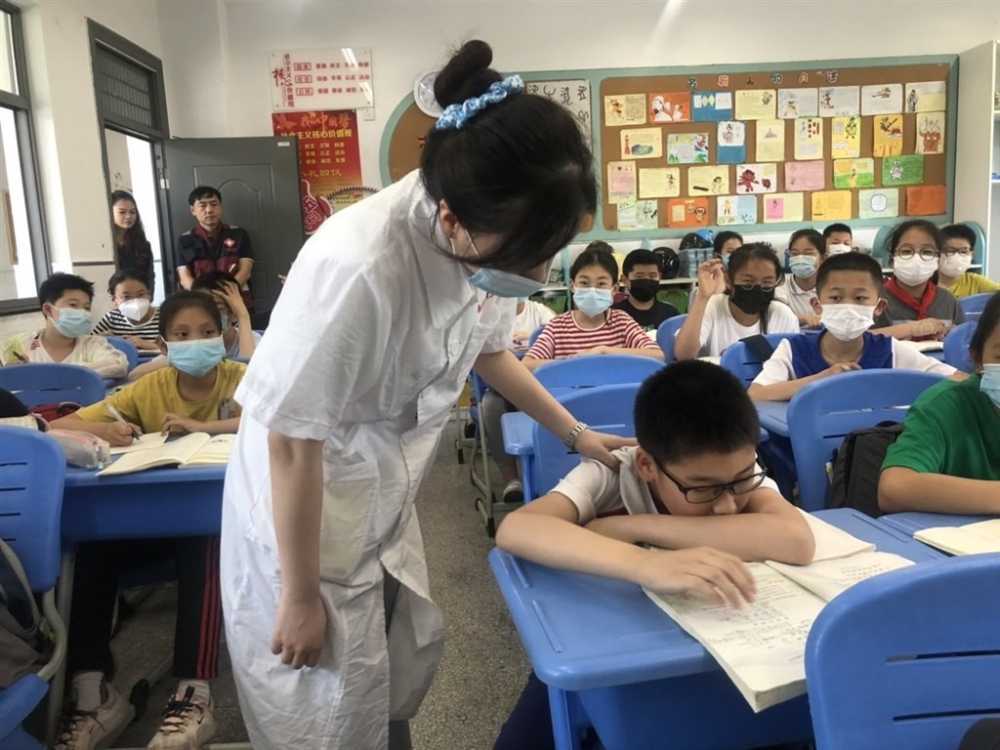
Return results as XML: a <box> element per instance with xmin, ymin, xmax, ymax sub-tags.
<box><xmin>654</xmin><ymin>459</ymin><xmax>769</xmax><ymax>504</ymax></box>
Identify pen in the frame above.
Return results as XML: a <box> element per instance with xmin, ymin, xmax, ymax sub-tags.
<box><xmin>106</xmin><ymin>404</ymin><xmax>141</xmax><ymax>440</ymax></box>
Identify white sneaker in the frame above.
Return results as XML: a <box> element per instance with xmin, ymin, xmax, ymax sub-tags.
<box><xmin>54</xmin><ymin>679</ymin><xmax>133</xmax><ymax>750</ymax></box>
<box><xmin>146</xmin><ymin>686</ymin><xmax>216</xmax><ymax>749</ymax></box>
<box><xmin>501</xmin><ymin>479</ymin><xmax>524</xmax><ymax>505</ymax></box>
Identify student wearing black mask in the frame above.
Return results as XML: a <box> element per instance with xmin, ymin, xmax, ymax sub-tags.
<box><xmin>612</xmin><ymin>249</ymin><xmax>679</xmax><ymax>330</ymax></box>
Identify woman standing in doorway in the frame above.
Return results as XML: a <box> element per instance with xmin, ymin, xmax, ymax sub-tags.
<box><xmin>110</xmin><ymin>190</ymin><xmax>155</xmax><ymax>290</ymax></box>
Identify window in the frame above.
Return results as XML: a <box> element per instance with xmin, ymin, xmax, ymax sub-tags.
<box><xmin>0</xmin><ymin>1</ymin><xmax>48</xmax><ymax>314</ymax></box>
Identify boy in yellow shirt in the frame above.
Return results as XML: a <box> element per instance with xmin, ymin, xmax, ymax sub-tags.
<box><xmin>50</xmin><ymin>291</ymin><xmax>245</xmax><ymax>750</ymax></box>
<box><xmin>938</xmin><ymin>224</ymin><xmax>999</xmax><ymax>299</ymax></box>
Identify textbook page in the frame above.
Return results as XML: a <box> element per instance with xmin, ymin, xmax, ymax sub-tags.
<box><xmin>767</xmin><ymin>551</ymin><xmax>913</xmax><ymax>602</ymax></box>
<box><xmin>179</xmin><ymin>434</ymin><xmax>234</xmax><ymax>467</ymax></box>
<box><xmin>98</xmin><ymin>432</ymin><xmax>210</xmax><ymax>476</ymax></box>
<box><xmin>800</xmin><ymin>510</ymin><xmax>875</xmax><ymax>562</ymax></box>
<box><xmin>915</xmin><ymin>519</ymin><xmax>1000</xmax><ymax>555</ymax></box>
<box><xmin>109</xmin><ymin>432</ymin><xmax>169</xmax><ymax>455</ymax></box>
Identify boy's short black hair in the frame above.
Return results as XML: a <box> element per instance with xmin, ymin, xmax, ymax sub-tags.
<box><xmin>941</xmin><ymin>223</ymin><xmax>976</xmax><ymax>249</ymax></box>
<box><xmin>970</xmin><ymin>291</ymin><xmax>1000</xmax><ymax>365</ymax></box>
<box><xmin>107</xmin><ymin>269</ymin><xmax>150</xmax><ymax>297</ymax></box>
<box><xmin>822</xmin><ymin>223</ymin><xmax>853</xmax><ymax>240</ymax></box>
<box><xmin>713</xmin><ymin>230</ymin><xmax>743</xmax><ymax>257</ymax></box>
<box><xmin>635</xmin><ymin>361</ymin><xmax>760</xmax><ymax>465</ymax></box>
<box><xmin>158</xmin><ymin>291</ymin><xmax>223</xmax><ymax>338</ymax></box>
<box><xmin>37</xmin><ymin>273</ymin><xmax>94</xmax><ymax>308</ymax></box>
<box><xmin>188</xmin><ymin>186</ymin><xmax>222</xmax><ymax>205</ymax></box>
<box><xmin>571</xmin><ymin>243</ymin><xmax>618</xmax><ymax>281</ymax></box>
<box><xmin>622</xmin><ymin>249</ymin><xmax>661</xmax><ymax>277</ymax></box>
<box><xmin>190</xmin><ymin>270</ymin><xmax>238</xmax><ymax>294</ymax></box>
<box><xmin>816</xmin><ymin>252</ymin><xmax>884</xmax><ymax>293</ymax></box>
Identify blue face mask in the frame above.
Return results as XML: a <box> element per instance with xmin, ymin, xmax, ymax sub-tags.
<box><xmin>981</xmin><ymin>364</ymin><xmax>1000</xmax><ymax>408</ymax></box>
<box><xmin>467</xmin><ymin>267</ymin><xmax>545</xmax><ymax>298</ymax></box>
<box><xmin>51</xmin><ymin>307</ymin><xmax>94</xmax><ymax>338</ymax></box>
<box><xmin>573</xmin><ymin>288</ymin><xmax>613</xmax><ymax>317</ymax></box>
<box><xmin>166</xmin><ymin>336</ymin><xmax>226</xmax><ymax>377</ymax></box>
<box><xmin>788</xmin><ymin>255</ymin><xmax>819</xmax><ymax>279</ymax></box>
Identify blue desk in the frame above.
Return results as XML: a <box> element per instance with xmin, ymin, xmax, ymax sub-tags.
<box><xmin>756</xmin><ymin>400</ymin><xmax>790</xmax><ymax>438</ymax></box>
<box><xmin>490</xmin><ymin>508</ymin><xmax>944</xmax><ymax>750</ymax></box>
<box><xmin>880</xmin><ymin>511</ymin><xmax>993</xmax><ymax>539</ymax></box>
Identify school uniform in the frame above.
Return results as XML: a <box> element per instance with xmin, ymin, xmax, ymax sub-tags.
<box><xmin>611</xmin><ymin>297</ymin><xmax>679</xmax><ymax>331</ymax></box>
<box><xmin>0</xmin><ymin>331</ymin><xmax>128</xmax><ymax>379</ymax></box>
<box><xmin>688</xmin><ymin>294</ymin><xmax>799</xmax><ymax>358</ymax></box>
<box><xmin>774</xmin><ymin>276</ymin><xmax>818</xmax><ymax>320</ymax></box>
<box><xmin>93</xmin><ymin>307</ymin><xmax>161</xmax><ymax>341</ymax></box>
<box><xmin>882</xmin><ymin>279</ymin><xmax>965</xmax><ymax>327</ymax></box>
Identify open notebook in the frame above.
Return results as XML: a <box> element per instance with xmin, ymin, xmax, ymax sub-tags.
<box><xmin>98</xmin><ymin>433</ymin><xmax>233</xmax><ymax>476</ymax></box>
<box><xmin>914</xmin><ymin>519</ymin><xmax>1000</xmax><ymax>555</ymax></box>
<box><xmin>644</xmin><ymin>512</ymin><xmax>912</xmax><ymax>713</ymax></box>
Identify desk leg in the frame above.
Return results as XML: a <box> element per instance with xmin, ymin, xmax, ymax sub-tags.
<box><xmin>548</xmin><ymin>686</ymin><xmax>581</xmax><ymax>750</ymax></box>
<box><xmin>46</xmin><ymin>549</ymin><xmax>76</xmax><ymax>745</ymax></box>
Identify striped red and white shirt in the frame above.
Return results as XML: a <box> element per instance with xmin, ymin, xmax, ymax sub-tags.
<box><xmin>526</xmin><ymin>309</ymin><xmax>659</xmax><ymax>361</ymax></box>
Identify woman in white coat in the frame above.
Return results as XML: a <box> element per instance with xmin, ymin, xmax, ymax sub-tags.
<box><xmin>220</xmin><ymin>40</ymin><xmax>629</xmax><ymax>749</ymax></box>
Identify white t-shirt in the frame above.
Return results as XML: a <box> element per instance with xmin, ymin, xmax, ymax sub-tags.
<box><xmin>0</xmin><ymin>331</ymin><xmax>128</xmax><ymax>379</ymax></box>
<box><xmin>752</xmin><ymin>336</ymin><xmax>957</xmax><ymax>386</ymax></box>
<box><xmin>512</xmin><ymin>300</ymin><xmax>555</xmax><ymax>347</ymax></box>
<box><xmin>774</xmin><ymin>276</ymin><xmax>818</xmax><ymax>320</ymax></box>
<box><xmin>687</xmin><ymin>294</ymin><xmax>800</xmax><ymax>358</ymax></box>
<box><xmin>552</xmin><ymin>446</ymin><xmax>779</xmax><ymax>524</ymax></box>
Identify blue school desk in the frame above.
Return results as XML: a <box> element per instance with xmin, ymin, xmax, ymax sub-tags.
<box><xmin>490</xmin><ymin>509</ymin><xmax>945</xmax><ymax>750</ymax></box>
<box><xmin>879</xmin><ymin>511</ymin><xmax>994</xmax><ymax>538</ymax></box>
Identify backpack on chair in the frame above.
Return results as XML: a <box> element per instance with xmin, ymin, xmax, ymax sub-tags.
<box><xmin>828</xmin><ymin>422</ymin><xmax>904</xmax><ymax>518</ymax></box>
<box><xmin>0</xmin><ymin>538</ymin><xmax>53</xmax><ymax>687</ymax></box>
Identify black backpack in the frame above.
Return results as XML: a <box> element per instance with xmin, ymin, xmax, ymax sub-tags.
<box><xmin>828</xmin><ymin>422</ymin><xmax>904</xmax><ymax>517</ymax></box>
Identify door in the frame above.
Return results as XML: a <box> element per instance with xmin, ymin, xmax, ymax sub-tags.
<box><xmin>161</xmin><ymin>136</ymin><xmax>303</xmax><ymax>326</ymax></box>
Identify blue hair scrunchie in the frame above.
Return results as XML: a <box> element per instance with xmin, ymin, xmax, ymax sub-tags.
<box><xmin>434</xmin><ymin>75</ymin><xmax>525</xmax><ymax>131</ymax></box>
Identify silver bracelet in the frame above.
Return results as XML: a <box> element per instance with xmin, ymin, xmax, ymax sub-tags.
<box><xmin>563</xmin><ymin>421</ymin><xmax>590</xmax><ymax>449</ymax></box>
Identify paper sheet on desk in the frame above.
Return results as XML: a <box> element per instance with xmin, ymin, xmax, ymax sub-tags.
<box><xmin>109</xmin><ymin>433</ymin><xmax>168</xmax><ymax>455</ymax></box>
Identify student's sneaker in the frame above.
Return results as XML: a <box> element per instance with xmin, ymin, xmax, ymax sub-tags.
<box><xmin>147</xmin><ymin>685</ymin><xmax>216</xmax><ymax>749</ymax></box>
<box><xmin>501</xmin><ymin>479</ymin><xmax>524</xmax><ymax>505</ymax></box>
<box><xmin>54</xmin><ymin>679</ymin><xmax>133</xmax><ymax>750</ymax></box>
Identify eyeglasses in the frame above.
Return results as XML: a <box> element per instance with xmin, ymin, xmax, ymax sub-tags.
<box><xmin>941</xmin><ymin>246</ymin><xmax>973</xmax><ymax>257</ymax></box>
<box><xmin>734</xmin><ymin>282</ymin><xmax>777</xmax><ymax>293</ymax></box>
<box><xmin>895</xmin><ymin>245</ymin><xmax>939</xmax><ymax>261</ymax></box>
<box><xmin>654</xmin><ymin>458</ymin><xmax>769</xmax><ymax>504</ymax></box>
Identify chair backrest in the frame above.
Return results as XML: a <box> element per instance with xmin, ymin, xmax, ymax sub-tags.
<box><xmin>787</xmin><ymin>369</ymin><xmax>944</xmax><ymax>510</ymax></box>
<box><xmin>720</xmin><ymin>332</ymin><xmax>805</xmax><ymax>387</ymax></box>
<box><xmin>656</xmin><ymin>314</ymin><xmax>687</xmax><ymax>363</ymax></box>
<box><xmin>106</xmin><ymin>336</ymin><xmax>139</xmax><ymax>372</ymax></box>
<box><xmin>942</xmin><ymin>320</ymin><xmax>976</xmax><ymax>373</ymax></box>
<box><xmin>0</xmin><ymin>363</ymin><xmax>106</xmax><ymax>408</ymax></box>
<box><xmin>807</xmin><ymin>554</ymin><xmax>1000</xmax><ymax>750</ymax></box>
<box><xmin>0</xmin><ymin>428</ymin><xmax>65</xmax><ymax>591</ymax></box>
<box><xmin>532</xmin><ymin>355</ymin><xmax>662</xmax><ymax>391</ymax></box>
<box><xmin>529</xmin><ymin>383</ymin><xmax>639</xmax><ymax>499</ymax></box>
<box><xmin>959</xmin><ymin>292</ymin><xmax>993</xmax><ymax>316</ymax></box>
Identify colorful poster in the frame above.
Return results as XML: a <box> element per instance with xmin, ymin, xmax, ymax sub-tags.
<box><xmin>794</xmin><ymin>118</ymin><xmax>823</xmax><ymax>160</ymax></box>
<box><xmin>716</xmin><ymin>195</ymin><xmax>758</xmax><ymax>226</ymax></box>
<box><xmin>905</xmin><ymin>185</ymin><xmax>946</xmax><ymax>215</ymax></box>
<box><xmin>667</xmin><ymin>197</ymin><xmax>710</xmax><ymax>228</ymax></box>
<box><xmin>692</xmin><ymin>91</ymin><xmax>733</xmax><ymax>122</ymax></box>
<box><xmin>833</xmin><ymin>158</ymin><xmax>875</xmax><ymax>188</ymax></box>
<box><xmin>638</xmin><ymin>167</ymin><xmax>680</xmax><ymax>198</ymax></box>
<box><xmin>861</xmin><ymin>84</ymin><xmax>903</xmax><ymax>115</ymax></box>
<box><xmin>818</xmin><ymin>86</ymin><xmax>860</xmax><ymax>117</ymax></box>
<box><xmin>858</xmin><ymin>188</ymin><xmax>900</xmax><ymax>219</ymax></box>
<box><xmin>606</xmin><ymin>161</ymin><xmax>637</xmax><ymax>204</ymax></box>
<box><xmin>830</xmin><ymin>116</ymin><xmax>861</xmax><ymax>159</ymax></box>
<box><xmin>785</xmin><ymin>161</ymin><xmax>826</xmax><ymax>192</ymax></box>
<box><xmin>716</xmin><ymin>121</ymin><xmax>746</xmax><ymax>164</ymax></box>
<box><xmin>873</xmin><ymin>115</ymin><xmax>904</xmax><ymax>157</ymax></box>
<box><xmin>777</xmin><ymin>88</ymin><xmax>818</xmax><ymax>119</ymax></box>
<box><xmin>604</xmin><ymin>93</ymin><xmax>647</xmax><ymax>127</ymax></box>
<box><xmin>735</xmin><ymin>163</ymin><xmax>778</xmax><ymax>194</ymax></box>
<box><xmin>271</xmin><ymin>110</ymin><xmax>363</xmax><ymax>234</ymax></box>
<box><xmin>688</xmin><ymin>165</ymin><xmax>730</xmax><ymax>195</ymax></box>
<box><xmin>882</xmin><ymin>155</ymin><xmax>924</xmax><ymax>186</ymax></box>
<box><xmin>650</xmin><ymin>92</ymin><xmax>692</xmax><ymax>122</ymax></box>
<box><xmin>620</xmin><ymin>127</ymin><xmax>663</xmax><ymax>159</ymax></box>
<box><xmin>811</xmin><ymin>190</ymin><xmax>853</xmax><ymax>221</ymax></box>
<box><xmin>763</xmin><ymin>192</ymin><xmax>804</xmax><ymax>223</ymax></box>
<box><xmin>616</xmin><ymin>198</ymin><xmax>659</xmax><ymax>231</ymax></box>
<box><xmin>905</xmin><ymin>81</ymin><xmax>947</xmax><ymax>113</ymax></box>
<box><xmin>270</xmin><ymin>48</ymin><xmax>374</xmax><ymax>112</ymax></box>
<box><xmin>526</xmin><ymin>80</ymin><xmax>592</xmax><ymax>139</ymax></box>
<box><xmin>915</xmin><ymin>111</ymin><xmax>945</xmax><ymax>155</ymax></box>
<box><xmin>667</xmin><ymin>132</ymin><xmax>709</xmax><ymax>164</ymax></box>
<box><xmin>755</xmin><ymin>119</ymin><xmax>786</xmax><ymax>162</ymax></box>
<box><xmin>734</xmin><ymin>89</ymin><xmax>776</xmax><ymax>120</ymax></box>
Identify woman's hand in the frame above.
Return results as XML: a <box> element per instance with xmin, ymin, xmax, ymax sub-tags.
<box><xmin>271</xmin><ymin>591</ymin><xmax>328</xmax><ymax>669</ymax></box>
<box><xmin>574</xmin><ymin>429</ymin><xmax>636</xmax><ymax>470</ymax></box>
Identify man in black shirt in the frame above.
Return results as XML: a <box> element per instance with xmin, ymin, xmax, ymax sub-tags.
<box><xmin>612</xmin><ymin>248</ymin><xmax>679</xmax><ymax>330</ymax></box>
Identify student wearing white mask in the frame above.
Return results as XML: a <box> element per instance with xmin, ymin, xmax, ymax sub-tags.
<box><xmin>93</xmin><ymin>270</ymin><xmax>161</xmax><ymax>351</ymax></box>
<box><xmin>883</xmin><ymin>220</ymin><xmax>965</xmax><ymax>338</ymax></box>
<box><xmin>749</xmin><ymin>253</ymin><xmax>960</xmax><ymax>402</ymax></box>
<box><xmin>822</xmin><ymin>222</ymin><xmax>855</xmax><ymax>256</ymax></box>
<box><xmin>937</xmin><ymin>224</ymin><xmax>999</xmax><ymax>300</ymax></box>
<box><xmin>775</xmin><ymin>228</ymin><xmax>826</xmax><ymax>327</ymax></box>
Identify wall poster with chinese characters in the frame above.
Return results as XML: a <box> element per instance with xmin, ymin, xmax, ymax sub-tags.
<box><xmin>270</xmin><ymin>48</ymin><xmax>374</xmax><ymax>112</ymax></box>
<box><xmin>271</xmin><ymin>111</ymin><xmax>362</xmax><ymax>235</ymax></box>
<box><xmin>525</xmin><ymin>79</ymin><xmax>592</xmax><ymax>140</ymax></box>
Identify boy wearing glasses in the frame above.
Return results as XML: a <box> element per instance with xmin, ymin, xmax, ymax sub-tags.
<box><xmin>494</xmin><ymin>360</ymin><xmax>813</xmax><ymax>749</ymax></box>
<box><xmin>937</xmin><ymin>224</ymin><xmax>999</xmax><ymax>300</ymax></box>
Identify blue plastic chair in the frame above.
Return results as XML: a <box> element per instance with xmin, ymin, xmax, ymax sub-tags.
<box><xmin>787</xmin><ymin>370</ymin><xmax>945</xmax><ymax>510</ymax></box>
<box><xmin>532</xmin><ymin>354</ymin><xmax>662</xmax><ymax>391</ymax></box>
<box><xmin>0</xmin><ymin>364</ymin><xmax>106</xmax><ymax>408</ymax></box>
<box><xmin>106</xmin><ymin>336</ymin><xmax>139</xmax><ymax>372</ymax></box>
<box><xmin>719</xmin><ymin>332</ymin><xmax>806</xmax><ymax>387</ymax></box>
<box><xmin>807</xmin><ymin>554</ymin><xmax>1000</xmax><ymax>750</ymax></box>
<box><xmin>942</xmin><ymin>320</ymin><xmax>976</xmax><ymax>373</ymax></box>
<box><xmin>0</xmin><ymin>428</ymin><xmax>68</xmax><ymax>750</ymax></box>
<box><xmin>959</xmin><ymin>292</ymin><xmax>994</xmax><ymax>317</ymax></box>
<box><xmin>656</xmin><ymin>314</ymin><xmax>687</xmax><ymax>363</ymax></box>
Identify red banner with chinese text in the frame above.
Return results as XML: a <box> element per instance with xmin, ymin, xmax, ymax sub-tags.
<box><xmin>271</xmin><ymin>110</ymin><xmax>363</xmax><ymax>234</ymax></box>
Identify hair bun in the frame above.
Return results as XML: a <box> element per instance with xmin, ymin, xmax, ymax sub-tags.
<box><xmin>434</xmin><ymin>40</ymin><xmax>501</xmax><ymax>108</ymax></box>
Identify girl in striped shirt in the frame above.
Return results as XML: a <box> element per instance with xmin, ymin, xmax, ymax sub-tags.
<box><xmin>523</xmin><ymin>243</ymin><xmax>663</xmax><ymax>370</ymax></box>
<box><xmin>93</xmin><ymin>270</ymin><xmax>161</xmax><ymax>351</ymax></box>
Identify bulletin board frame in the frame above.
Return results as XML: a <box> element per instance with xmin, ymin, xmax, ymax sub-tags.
<box><xmin>379</xmin><ymin>54</ymin><xmax>958</xmax><ymax>243</ymax></box>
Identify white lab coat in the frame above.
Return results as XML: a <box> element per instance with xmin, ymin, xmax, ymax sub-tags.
<box><xmin>220</xmin><ymin>170</ymin><xmax>516</xmax><ymax>749</ymax></box>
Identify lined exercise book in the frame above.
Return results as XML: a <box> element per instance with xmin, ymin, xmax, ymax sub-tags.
<box><xmin>914</xmin><ymin>519</ymin><xmax>1000</xmax><ymax>555</ymax></box>
<box><xmin>98</xmin><ymin>433</ymin><xmax>234</xmax><ymax>476</ymax></box>
<box><xmin>644</xmin><ymin>512</ymin><xmax>912</xmax><ymax>713</ymax></box>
